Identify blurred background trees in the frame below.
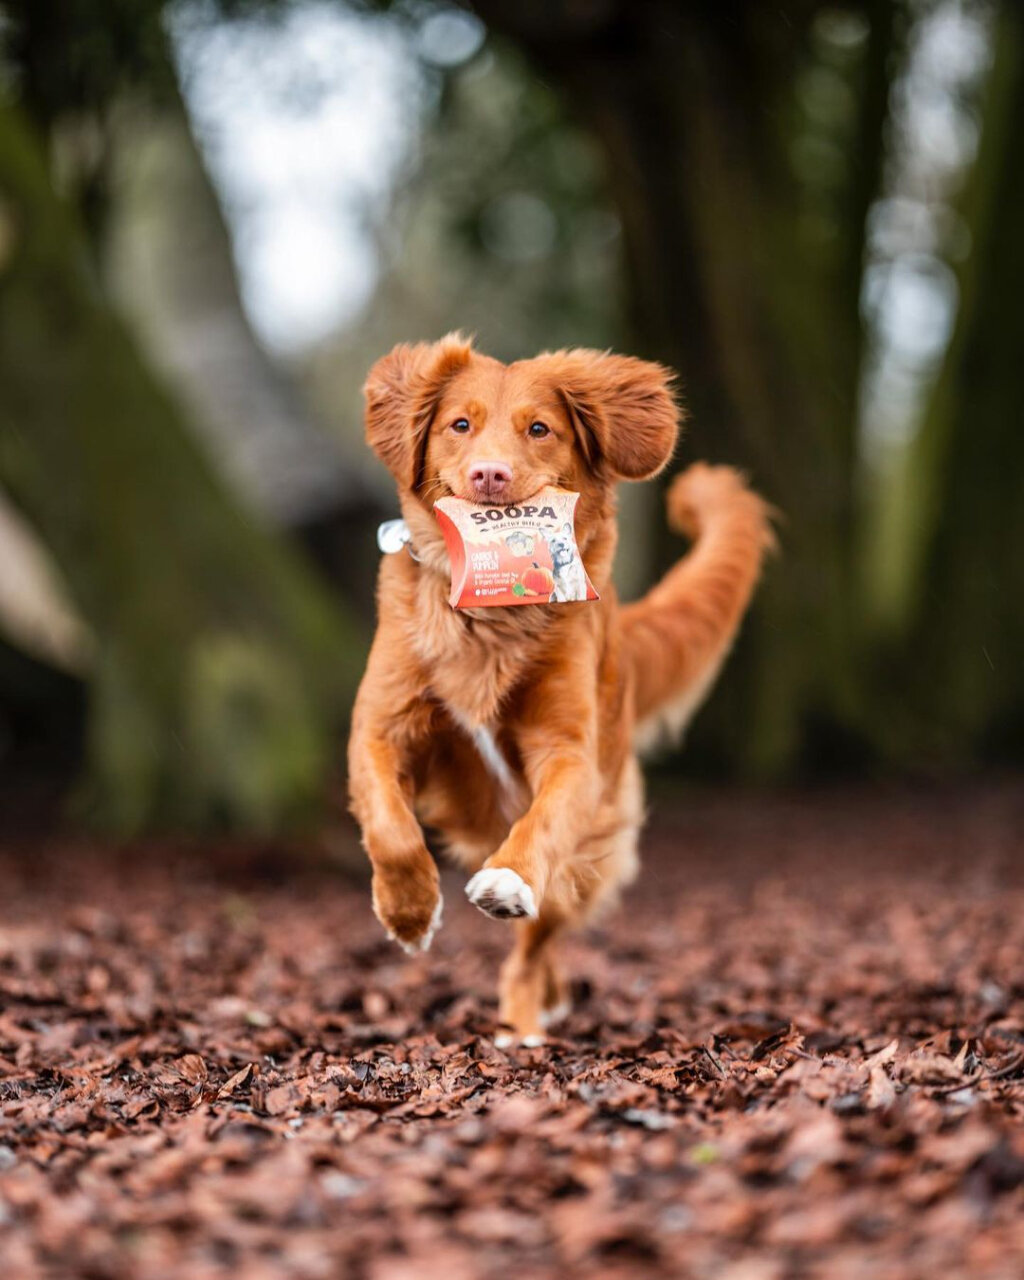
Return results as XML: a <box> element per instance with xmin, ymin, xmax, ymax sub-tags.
<box><xmin>0</xmin><ymin>0</ymin><xmax>1020</xmax><ymax>833</ymax></box>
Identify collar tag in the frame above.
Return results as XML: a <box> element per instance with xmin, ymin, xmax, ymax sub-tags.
<box><xmin>377</xmin><ymin>518</ymin><xmax>413</xmax><ymax>556</ymax></box>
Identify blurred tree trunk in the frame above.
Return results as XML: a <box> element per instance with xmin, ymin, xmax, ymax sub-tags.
<box><xmin>475</xmin><ymin>0</ymin><xmax>877</xmax><ymax>774</ymax></box>
<box><xmin>8</xmin><ymin>0</ymin><xmax>387</xmax><ymax>616</ymax></box>
<box><xmin>102</xmin><ymin>85</ymin><xmax>390</xmax><ymax>620</ymax></box>
<box><xmin>897</xmin><ymin>4</ymin><xmax>1024</xmax><ymax>763</ymax></box>
<box><xmin>0</xmin><ymin>634</ymin><xmax>85</xmax><ymax>786</ymax></box>
<box><xmin>0</xmin><ymin>101</ymin><xmax>361</xmax><ymax>832</ymax></box>
<box><xmin>104</xmin><ymin>90</ymin><xmax>351</xmax><ymax>527</ymax></box>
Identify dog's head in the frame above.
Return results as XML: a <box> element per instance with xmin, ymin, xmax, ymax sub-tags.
<box><xmin>363</xmin><ymin>334</ymin><xmax>681</xmax><ymax>514</ymax></box>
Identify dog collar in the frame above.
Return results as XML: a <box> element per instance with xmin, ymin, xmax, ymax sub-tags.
<box><xmin>377</xmin><ymin>518</ymin><xmax>421</xmax><ymax>563</ymax></box>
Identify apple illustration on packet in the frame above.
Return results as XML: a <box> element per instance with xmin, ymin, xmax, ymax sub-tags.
<box><xmin>434</xmin><ymin>486</ymin><xmax>599</xmax><ymax>610</ymax></box>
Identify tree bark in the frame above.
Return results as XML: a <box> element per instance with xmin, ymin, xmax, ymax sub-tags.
<box><xmin>103</xmin><ymin>87</ymin><xmax>359</xmax><ymax>528</ymax></box>
<box><xmin>0</xmin><ymin>101</ymin><xmax>360</xmax><ymax>832</ymax></box>
<box><xmin>899</xmin><ymin>3</ymin><xmax>1024</xmax><ymax>763</ymax></box>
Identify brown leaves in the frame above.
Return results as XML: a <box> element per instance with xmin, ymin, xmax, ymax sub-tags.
<box><xmin>217</xmin><ymin>1062</ymin><xmax>256</xmax><ymax>1100</ymax></box>
<box><xmin>1</xmin><ymin>785</ymin><xmax>1024</xmax><ymax>1277</ymax></box>
<box><xmin>171</xmin><ymin>1053</ymin><xmax>208</xmax><ymax>1089</ymax></box>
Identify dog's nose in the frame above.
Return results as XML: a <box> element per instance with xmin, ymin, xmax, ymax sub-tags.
<box><xmin>469</xmin><ymin>461</ymin><xmax>512</xmax><ymax>501</ymax></box>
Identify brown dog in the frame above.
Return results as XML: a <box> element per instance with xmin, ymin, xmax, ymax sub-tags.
<box><xmin>348</xmin><ymin>334</ymin><xmax>774</xmax><ymax>1043</ymax></box>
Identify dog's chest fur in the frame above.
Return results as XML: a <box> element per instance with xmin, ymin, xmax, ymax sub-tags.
<box><xmin>418</xmin><ymin>614</ymin><xmax>535</xmax><ymax>731</ymax></box>
<box><xmin>404</xmin><ymin>568</ymin><xmax>563</xmax><ymax>819</ymax></box>
<box><xmin>408</xmin><ymin>568</ymin><xmax>555</xmax><ymax>728</ymax></box>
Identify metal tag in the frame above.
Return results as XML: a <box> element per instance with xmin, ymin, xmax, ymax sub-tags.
<box><xmin>377</xmin><ymin>518</ymin><xmax>412</xmax><ymax>555</ymax></box>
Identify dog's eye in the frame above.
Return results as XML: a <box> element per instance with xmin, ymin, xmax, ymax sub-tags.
<box><xmin>527</xmin><ymin>421</ymin><xmax>550</xmax><ymax>439</ymax></box>
<box><xmin>451</xmin><ymin>418</ymin><xmax>471</xmax><ymax>434</ymax></box>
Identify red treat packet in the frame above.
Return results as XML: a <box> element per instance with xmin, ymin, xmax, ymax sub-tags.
<box><xmin>434</xmin><ymin>487</ymin><xmax>600</xmax><ymax>610</ymax></box>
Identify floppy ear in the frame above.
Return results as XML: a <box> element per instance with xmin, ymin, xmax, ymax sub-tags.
<box><xmin>362</xmin><ymin>333</ymin><xmax>473</xmax><ymax>490</ymax></box>
<box><xmin>539</xmin><ymin>349</ymin><xmax>681</xmax><ymax>480</ymax></box>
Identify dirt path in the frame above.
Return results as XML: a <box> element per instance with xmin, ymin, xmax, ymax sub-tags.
<box><xmin>1</xmin><ymin>782</ymin><xmax>1023</xmax><ymax>1278</ymax></box>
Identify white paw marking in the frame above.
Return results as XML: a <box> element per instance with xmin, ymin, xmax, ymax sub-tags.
<box><xmin>540</xmin><ymin>998</ymin><xmax>571</xmax><ymax>1029</ymax></box>
<box><xmin>387</xmin><ymin>893</ymin><xmax>443</xmax><ymax>955</ymax></box>
<box><xmin>465</xmin><ymin>868</ymin><xmax>537</xmax><ymax>920</ymax></box>
<box><xmin>494</xmin><ymin>1031</ymin><xmax>546</xmax><ymax>1050</ymax></box>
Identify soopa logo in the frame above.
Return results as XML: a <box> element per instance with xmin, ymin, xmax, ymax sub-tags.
<box><xmin>469</xmin><ymin>504</ymin><xmax>558</xmax><ymax>525</ymax></box>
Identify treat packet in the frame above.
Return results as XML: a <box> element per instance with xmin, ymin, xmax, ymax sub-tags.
<box><xmin>434</xmin><ymin>486</ymin><xmax>599</xmax><ymax>610</ymax></box>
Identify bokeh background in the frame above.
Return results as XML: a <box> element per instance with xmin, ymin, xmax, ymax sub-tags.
<box><xmin>1</xmin><ymin>0</ymin><xmax>1021</xmax><ymax>836</ymax></box>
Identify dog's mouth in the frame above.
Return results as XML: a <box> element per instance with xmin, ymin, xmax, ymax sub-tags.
<box><xmin>438</xmin><ymin>476</ymin><xmax>557</xmax><ymax>509</ymax></box>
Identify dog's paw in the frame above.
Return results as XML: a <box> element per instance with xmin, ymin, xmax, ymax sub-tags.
<box><xmin>540</xmin><ymin>998</ymin><xmax>572</xmax><ymax>1029</ymax></box>
<box><xmin>495</xmin><ymin>1031</ymin><xmax>546</xmax><ymax>1050</ymax></box>
<box><xmin>384</xmin><ymin>893</ymin><xmax>443</xmax><ymax>955</ymax></box>
<box><xmin>372</xmin><ymin>867</ymin><xmax>443</xmax><ymax>954</ymax></box>
<box><xmin>465</xmin><ymin>868</ymin><xmax>538</xmax><ymax>920</ymax></box>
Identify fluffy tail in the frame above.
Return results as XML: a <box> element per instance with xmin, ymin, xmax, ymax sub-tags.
<box><xmin>623</xmin><ymin>463</ymin><xmax>776</xmax><ymax>752</ymax></box>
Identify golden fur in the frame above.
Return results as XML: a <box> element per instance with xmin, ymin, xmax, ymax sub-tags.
<box><xmin>348</xmin><ymin>334</ymin><xmax>774</xmax><ymax>1040</ymax></box>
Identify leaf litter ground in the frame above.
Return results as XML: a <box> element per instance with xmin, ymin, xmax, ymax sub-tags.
<box><xmin>1</xmin><ymin>780</ymin><xmax>1023</xmax><ymax>1278</ymax></box>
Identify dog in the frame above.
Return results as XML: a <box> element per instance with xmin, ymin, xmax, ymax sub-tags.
<box><xmin>547</xmin><ymin>522</ymin><xmax>589</xmax><ymax>602</ymax></box>
<box><xmin>348</xmin><ymin>334</ymin><xmax>774</xmax><ymax>1043</ymax></box>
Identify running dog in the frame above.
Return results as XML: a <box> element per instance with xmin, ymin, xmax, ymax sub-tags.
<box><xmin>348</xmin><ymin>334</ymin><xmax>774</xmax><ymax>1042</ymax></box>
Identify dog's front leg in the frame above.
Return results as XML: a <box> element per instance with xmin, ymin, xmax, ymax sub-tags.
<box><xmin>465</xmin><ymin>659</ymin><xmax>598</xmax><ymax>921</ymax></box>
<box><xmin>349</xmin><ymin>688</ymin><xmax>441</xmax><ymax>954</ymax></box>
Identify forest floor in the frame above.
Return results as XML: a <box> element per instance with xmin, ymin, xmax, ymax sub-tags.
<box><xmin>1</xmin><ymin>778</ymin><xmax>1023</xmax><ymax>1279</ymax></box>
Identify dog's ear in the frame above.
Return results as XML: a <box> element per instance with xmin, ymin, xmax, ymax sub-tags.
<box><xmin>363</xmin><ymin>333</ymin><xmax>473</xmax><ymax>490</ymax></box>
<box><xmin>538</xmin><ymin>349</ymin><xmax>681</xmax><ymax>481</ymax></box>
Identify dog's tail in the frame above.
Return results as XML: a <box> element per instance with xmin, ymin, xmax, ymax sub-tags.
<box><xmin>622</xmin><ymin>463</ymin><xmax>776</xmax><ymax>753</ymax></box>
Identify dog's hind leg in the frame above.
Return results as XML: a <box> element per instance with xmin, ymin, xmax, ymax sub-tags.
<box><xmin>540</xmin><ymin>954</ymin><xmax>571</xmax><ymax>1029</ymax></box>
<box><xmin>494</xmin><ymin>758</ymin><xmax>644</xmax><ymax>1044</ymax></box>
<box><xmin>496</xmin><ymin>913</ymin><xmax>567</xmax><ymax>1046</ymax></box>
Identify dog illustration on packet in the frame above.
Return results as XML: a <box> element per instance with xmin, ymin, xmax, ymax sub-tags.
<box><xmin>434</xmin><ymin>486</ymin><xmax>599</xmax><ymax>609</ymax></box>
